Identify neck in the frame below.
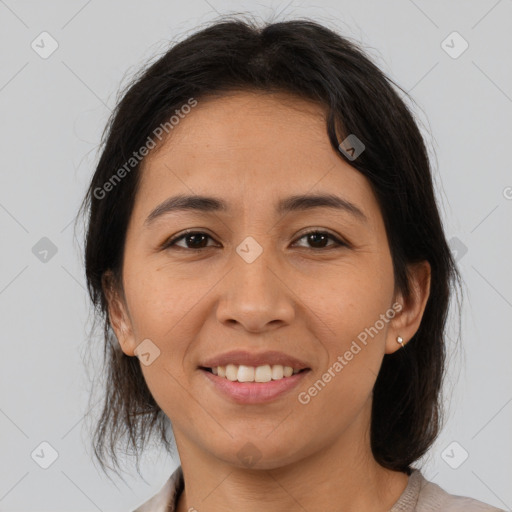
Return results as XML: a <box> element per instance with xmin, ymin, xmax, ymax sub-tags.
<box><xmin>174</xmin><ymin>401</ymin><xmax>409</xmax><ymax>512</ymax></box>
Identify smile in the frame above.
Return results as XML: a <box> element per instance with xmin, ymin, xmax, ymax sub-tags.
<box><xmin>199</xmin><ymin>366</ymin><xmax>311</xmax><ymax>404</ymax></box>
<box><xmin>202</xmin><ymin>364</ymin><xmax>306</xmax><ymax>382</ymax></box>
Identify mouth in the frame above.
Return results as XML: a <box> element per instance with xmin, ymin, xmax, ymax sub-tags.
<box><xmin>199</xmin><ymin>364</ymin><xmax>309</xmax><ymax>383</ymax></box>
<box><xmin>199</xmin><ymin>365</ymin><xmax>311</xmax><ymax>404</ymax></box>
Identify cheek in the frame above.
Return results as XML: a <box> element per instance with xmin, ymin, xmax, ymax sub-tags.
<box><xmin>296</xmin><ymin>259</ymin><xmax>393</xmax><ymax>398</ymax></box>
<box><xmin>295</xmin><ymin>300</ymin><xmax>389</xmax><ymax>434</ymax></box>
<box><xmin>295</xmin><ymin>257</ymin><xmax>393</xmax><ymax>339</ymax></box>
<box><xmin>122</xmin><ymin>265</ymin><xmax>210</xmax><ymax>393</ymax></box>
<box><xmin>123</xmin><ymin>263</ymin><xmax>203</xmax><ymax>339</ymax></box>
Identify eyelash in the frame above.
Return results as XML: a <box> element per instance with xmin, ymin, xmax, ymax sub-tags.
<box><xmin>161</xmin><ymin>229</ymin><xmax>348</xmax><ymax>252</ymax></box>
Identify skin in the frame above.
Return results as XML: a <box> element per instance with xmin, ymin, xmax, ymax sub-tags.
<box><xmin>105</xmin><ymin>90</ymin><xmax>431</xmax><ymax>512</ymax></box>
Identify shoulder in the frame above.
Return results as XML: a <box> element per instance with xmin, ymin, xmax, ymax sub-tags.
<box><xmin>414</xmin><ymin>470</ymin><xmax>505</xmax><ymax>512</ymax></box>
<box><xmin>132</xmin><ymin>466</ymin><xmax>183</xmax><ymax>512</ymax></box>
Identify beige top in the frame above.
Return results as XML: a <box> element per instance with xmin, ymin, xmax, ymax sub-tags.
<box><xmin>132</xmin><ymin>466</ymin><xmax>505</xmax><ymax>511</ymax></box>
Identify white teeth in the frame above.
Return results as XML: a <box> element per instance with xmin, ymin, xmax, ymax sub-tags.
<box><xmin>271</xmin><ymin>365</ymin><xmax>283</xmax><ymax>380</ymax></box>
<box><xmin>237</xmin><ymin>365</ymin><xmax>254</xmax><ymax>382</ymax></box>
<box><xmin>283</xmin><ymin>366</ymin><xmax>293</xmax><ymax>377</ymax></box>
<box><xmin>209</xmin><ymin>364</ymin><xmax>301</xmax><ymax>382</ymax></box>
<box><xmin>225</xmin><ymin>364</ymin><xmax>238</xmax><ymax>381</ymax></box>
<box><xmin>255</xmin><ymin>365</ymin><xmax>272</xmax><ymax>382</ymax></box>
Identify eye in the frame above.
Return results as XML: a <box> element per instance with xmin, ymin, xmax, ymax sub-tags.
<box><xmin>292</xmin><ymin>229</ymin><xmax>347</xmax><ymax>250</ymax></box>
<box><xmin>162</xmin><ymin>230</ymin><xmax>218</xmax><ymax>251</ymax></box>
<box><xmin>162</xmin><ymin>229</ymin><xmax>348</xmax><ymax>252</ymax></box>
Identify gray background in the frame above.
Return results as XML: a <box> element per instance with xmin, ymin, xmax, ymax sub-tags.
<box><xmin>1</xmin><ymin>0</ymin><xmax>511</xmax><ymax>510</ymax></box>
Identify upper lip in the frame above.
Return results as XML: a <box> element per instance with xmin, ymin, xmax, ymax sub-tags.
<box><xmin>200</xmin><ymin>350</ymin><xmax>310</xmax><ymax>370</ymax></box>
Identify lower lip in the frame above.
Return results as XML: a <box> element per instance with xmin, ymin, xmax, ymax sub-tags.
<box><xmin>200</xmin><ymin>368</ymin><xmax>310</xmax><ymax>404</ymax></box>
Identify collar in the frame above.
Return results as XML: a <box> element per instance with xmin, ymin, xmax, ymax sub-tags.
<box><xmin>133</xmin><ymin>466</ymin><xmax>423</xmax><ymax>511</ymax></box>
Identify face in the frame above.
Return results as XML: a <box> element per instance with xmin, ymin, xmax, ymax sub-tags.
<box><xmin>106</xmin><ymin>91</ymin><xmax>430</xmax><ymax>469</ymax></box>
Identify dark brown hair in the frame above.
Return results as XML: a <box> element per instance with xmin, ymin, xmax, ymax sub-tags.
<box><xmin>80</xmin><ymin>15</ymin><xmax>462</xmax><ymax>479</ymax></box>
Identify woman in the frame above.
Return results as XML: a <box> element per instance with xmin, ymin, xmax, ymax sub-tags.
<box><xmin>81</xmin><ymin>16</ymin><xmax>504</xmax><ymax>512</ymax></box>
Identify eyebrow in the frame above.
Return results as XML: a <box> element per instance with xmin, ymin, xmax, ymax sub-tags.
<box><xmin>144</xmin><ymin>193</ymin><xmax>368</xmax><ymax>226</ymax></box>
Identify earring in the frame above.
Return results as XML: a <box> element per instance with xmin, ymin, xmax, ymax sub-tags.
<box><xmin>397</xmin><ymin>336</ymin><xmax>405</xmax><ymax>348</ymax></box>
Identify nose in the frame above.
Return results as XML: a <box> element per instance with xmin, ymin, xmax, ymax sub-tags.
<box><xmin>215</xmin><ymin>246</ymin><xmax>296</xmax><ymax>333</ymax></box>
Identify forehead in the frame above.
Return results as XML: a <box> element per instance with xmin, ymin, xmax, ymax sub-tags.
<box><xmin>135</xmin><ymin>91</ymin><xmax>378</xmax><ymax>222</ymax></box>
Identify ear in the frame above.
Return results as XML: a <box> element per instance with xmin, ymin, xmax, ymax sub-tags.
<box><xmin>385</xmin><ymin>260</ymin><xmax>431</xmax><ymax>354</ymax></box>
<box><xmin>102</xmin><ymin>270</ymin><xmax>136</xmax><ymax>356</ymax></box>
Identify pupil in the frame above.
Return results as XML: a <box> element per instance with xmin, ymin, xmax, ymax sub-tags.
<box><xmin>188</xmin><ymin>234</ymin><xmax>207</xmax><ymax>248</ymax></box>
<box><xmin>309</xmin><ymin>233</ymin><xmax>327</xmax><ymax>248</ymax></box>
